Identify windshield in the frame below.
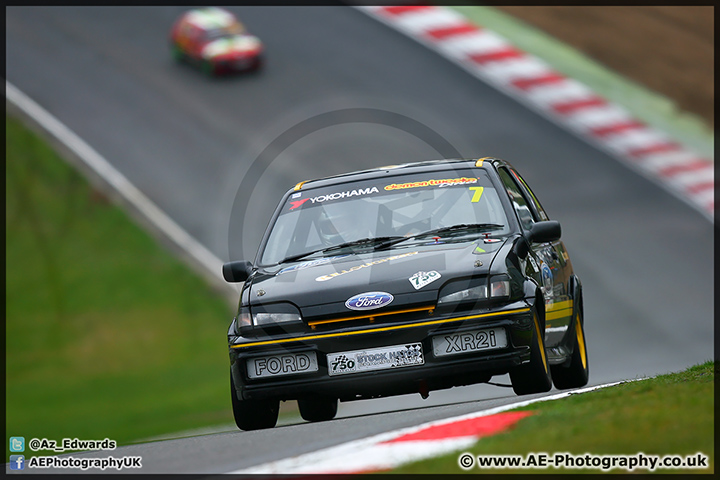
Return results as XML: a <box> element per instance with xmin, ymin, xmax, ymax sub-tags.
<box><xmin>204</xmin><ymin>22</ymin><xmax>245</xmax><ymax>41</ymax></box>
<box><xmin>259</xmin><ymin>169</ymin><xmax>510</xmax><ymax>266</ymax></box>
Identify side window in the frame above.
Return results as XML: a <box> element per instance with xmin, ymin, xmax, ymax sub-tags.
<box><xmin>511</xmin><ymin>169</ymin><xmax>550</xmax><ymax>222</ymax></box>
<box><xmin>497</xmin><ymin>168</ymin><xmax>536</xmax><ymax>231</ymax></box>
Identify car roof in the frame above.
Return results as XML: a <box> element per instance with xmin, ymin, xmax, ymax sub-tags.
<box><xmin>182</xmin><ymin>7</ymin><xmax>237</xmax><ymax>31</ymax></box>
<box><xmin>291</xmin><ymin>157</ymin><xmax>511</xmax><ymax>192</ymax></box>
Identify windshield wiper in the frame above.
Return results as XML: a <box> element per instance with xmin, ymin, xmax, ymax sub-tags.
<box><xmin>279</xmin><ymin>248</ymin><xmax>328</xmax><ymax>264</ymax></box>
<box><xmin>279</xmin><ymin>236</ymin><xmax>406</xmax><ymax>264</ymax></box>
<box><xmin>413</xmin><ymin>223</ymin><xmax>505</xmax><ymax>239</ymax></box>
<box><xmin>279</xmin><ymin>226</ymin><xmax>504</xmax><ymax>264</ymax></box>
<box><xmin>322</xmin><ymin>236</ymin><xmax>406</xmax><ymax>253</ymax></box>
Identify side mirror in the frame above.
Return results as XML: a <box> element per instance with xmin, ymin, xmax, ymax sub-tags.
<box><xmin>528</xmin><ymin>221</ymin><xmax>561</xmax><ymax>244</ymax></box>
<box><xmin>222</xmin><ymin>260</ymin><xmax>253</xmax><ymax>283</ymax></box>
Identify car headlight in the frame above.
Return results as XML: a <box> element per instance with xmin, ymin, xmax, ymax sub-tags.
<box><xmin>437</xmin><ymin>284</ymin><xmax>487</xmax><ymax>304</ymax></box>
<box><xmin>253</xmin><ymin>312</ymin><xmax>303</xmax><ymax>326</ymax></box>
<box><xmin>250</xmin><ymin>303</ymin><xmax>303</xmax><ymax>326</ymax></box>
<box><xmin>437</xmin><ymin>276</ymin><xmax>510</xmax><ymax>305</ymax></box>
<box><xmin>237</xmin><ymin>307</ymin><xmax>252</xmax><ymax>328</ymax></box>
<box><xmin>488</xmin><ymin>275</ymin><xmax>510</xmax><ymax>299</ymax></box>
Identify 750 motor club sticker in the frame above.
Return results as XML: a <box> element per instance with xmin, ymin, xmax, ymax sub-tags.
<box><xmin>409</xmin><ymin>270</ymin><xmax>441</xmax><ymax>290</ymax></box>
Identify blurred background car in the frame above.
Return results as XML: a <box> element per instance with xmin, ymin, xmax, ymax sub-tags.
<box><xmin>170</xmin><ymin>7</ymin><xmax>263</xmax><ymax>75</ymax></box>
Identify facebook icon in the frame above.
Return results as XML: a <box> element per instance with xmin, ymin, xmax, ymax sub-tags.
<box><xmin>10</xmin><ymin>455</ymin><xmax>25</xmax><ymax>470</ymax></box>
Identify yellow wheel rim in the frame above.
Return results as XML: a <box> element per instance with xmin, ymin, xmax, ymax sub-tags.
<box><xmin>534</xmin><ymin>314</ymin><xmax>548</xmax><ymax>371</ymax></box>
<box><xmin>576</xmin><ymin>313</ymin><xmax>587</xmax><ymax>370</ymax></box>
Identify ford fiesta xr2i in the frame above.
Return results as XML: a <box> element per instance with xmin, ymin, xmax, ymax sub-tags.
<box><xmin>224</xmin><ymin>158</ymin><xmax>588</xmax><ymax>430</ymax></box>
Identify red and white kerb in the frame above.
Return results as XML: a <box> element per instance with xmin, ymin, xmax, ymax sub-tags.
<box><xmin>235</xmin><ymin>410</ymin><xmax>533</xmax><ymax>474</ymax></box>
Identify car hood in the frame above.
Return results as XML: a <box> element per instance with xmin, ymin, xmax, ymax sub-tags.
<box><xmin>202</xmin><ymin>34</ymin><xmax>261</xmax><ymax>58</ymax></box>
<box><xmin>248</xmin><ymin>238</ymin><xmax>508</xmax><ymax>320</ymax></box>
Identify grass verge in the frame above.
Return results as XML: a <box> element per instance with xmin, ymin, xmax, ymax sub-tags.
<box><xmin>390</xmin><ymin>361</ymin><xmax>714</xmax><ymax>474</ymax></box>
<box><xmin>5</xmin><ymin>114</ymin><xmax>239</xmax><ymax>460</ymax></box>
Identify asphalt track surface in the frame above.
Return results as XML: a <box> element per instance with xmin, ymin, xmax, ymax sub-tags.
<box><xmin>6</xmin><ymin>6</ymin><xmax>714</xmax><ymax>474</ymax></box>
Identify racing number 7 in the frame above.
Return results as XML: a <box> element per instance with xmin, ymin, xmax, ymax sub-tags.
<box><xmin>469</xmin><ymin>186</ymin><xmax>484</xmax><ymax>203</ymax></box>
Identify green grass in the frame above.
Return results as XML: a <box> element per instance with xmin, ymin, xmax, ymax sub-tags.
<box><xmin>5</xmin><ymin>115</ymin><xmax>238</xmax><ymax>459</ymax></box>
<box><xmin>391</xmin><ymin>361</ymin><xmax>715</xmax><ymax>474</ymax></box>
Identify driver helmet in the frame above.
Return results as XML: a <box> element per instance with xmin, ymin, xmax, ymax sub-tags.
<box><xmin>317</xmin><ymin>206</ymin><xmax>369</xmax><ymax>246</ymax></box>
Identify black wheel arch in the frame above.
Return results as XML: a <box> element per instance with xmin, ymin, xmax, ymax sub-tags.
<box><xmin>522</xmin><ymin>279</ymin><xmax>546</xmax><ymax>333</ymax></box>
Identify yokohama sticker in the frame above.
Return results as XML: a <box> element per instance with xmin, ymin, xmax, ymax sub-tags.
<box><xmin>409</xmin><ymin>270</ymin><xmax>441</xmax><ymax>290</ymax></box>
<box><xmin>291</xmin><ymin>186</ymin><xmax>379</xmax><ymax>210</ymax></box>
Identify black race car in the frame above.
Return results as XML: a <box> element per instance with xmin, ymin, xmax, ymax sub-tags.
<box><xmin>224</xmin><ymin>158</ymin><xmax>588</xmax><ymax>430</ymax></box>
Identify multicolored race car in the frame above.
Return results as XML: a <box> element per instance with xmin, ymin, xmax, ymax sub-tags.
<box><xmin>170</xmin><ymin>7</ymin><xmax>263</xmax><ymax>75</ymax></box>
<box><xmin>224</xmin><ymin>158</ymin><xmax>589</xmax><ymax>430</ymax></box>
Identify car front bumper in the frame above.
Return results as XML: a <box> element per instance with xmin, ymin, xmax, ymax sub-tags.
<box><xmin>212</xmin><ymin>52</ymin><xmax>262</xmax><ymax>72</ymax></box>
<box><xmin>229</xmin><ymin>303</ymin><xmax>535</xmax><ymax>401</ymax></box>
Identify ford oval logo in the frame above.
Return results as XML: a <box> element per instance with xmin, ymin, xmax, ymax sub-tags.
<box><xmin>345</xmin><ymin>292</ymin><xmax>394</xmax><ymax>311</ymax></box>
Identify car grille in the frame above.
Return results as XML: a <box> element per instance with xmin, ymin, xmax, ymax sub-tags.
<box><xmin>306</xmin><ymin>305</ymin><xmax>436</xmax><ymax>331</ymax></box>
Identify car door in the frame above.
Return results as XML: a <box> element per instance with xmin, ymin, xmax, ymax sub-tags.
<box><xmin>496</xmin><ymin>167</ymin><xmax>572</xmax><ymax>347</ymax></box>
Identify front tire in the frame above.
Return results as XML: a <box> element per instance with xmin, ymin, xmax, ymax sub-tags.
<box><xmin>551</xmin><ymin>309</ymin><xmax>589</xmax><ymax>389</ymax></box>
<box><xmin>298</xmin><ymin>395</ymin><xmax>338</xmax><ymax>422</ymax></box>
<box><xmin>510</xmin><ymin>306</ymin><xmax>553</xmax><ymax>395</ymax></box>
<box><xmin>230</xmin><ymin>374</ymin><xmax>279</xmax><ymax>430</ymax></box>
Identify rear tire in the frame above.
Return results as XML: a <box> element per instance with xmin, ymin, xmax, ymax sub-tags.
<box><xmin>230</xmin><ymin>374</ymin><xmax>279</xmax><ymax>430</ymax></box>
<box><xmin>551</xmin><ymin>309</ymin><xmax>589</xmax><ymax>389</ymax></box>
<box><xmin>510</xmin><ymin>306</ymin><xmax>553</xmax><ymax>395</ymax></box>
<box><xmin>298</xmin><ymin>395</ymin><xmax>338</xmax><ymax>422</ymax></box>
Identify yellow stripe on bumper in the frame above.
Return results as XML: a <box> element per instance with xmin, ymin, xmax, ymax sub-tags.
<box><xmin>230</xmin><ymin>307</ymin><xmax>531</xmax><ymax>349</ymax></box>
<box><xmin>308</xmin><ymin>305</ymin><xmax>434</xmax><ymax>327</ymax></box>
